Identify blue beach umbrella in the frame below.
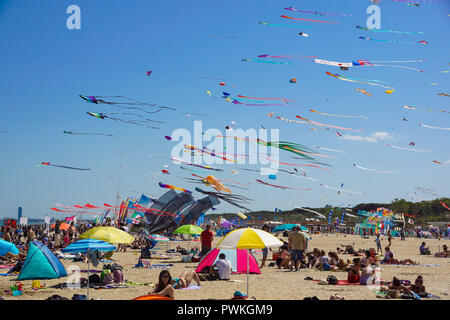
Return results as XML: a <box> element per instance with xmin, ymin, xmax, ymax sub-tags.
<box><xmin>62</xmin><ymin>239</ymin><xmax>116</xmax><ymax>299</ymax></box>
<box><xmin>0</xmin><ymin>239</ymin><xmax>19</xmax><ymax>256</ymax></box>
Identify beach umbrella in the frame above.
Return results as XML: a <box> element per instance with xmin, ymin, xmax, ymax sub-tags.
<box><xmin>147</xmin><ymin>234</ymin><xmax>170</xmax><ymax>241</ymax></box>
<box><xmin>0</xmin><ymin>239</ymin><xmax>19</xmax><ymax>256</ymax></box>
<box><xmin>62</xmin><ymin>239</ymin><xmax>116</xmax><ymax>299</ymax></box>
<box><xmin>216</xmin><ymin>227</ymin><xmax>283</xmax><ymax>297</ymax></box>
<box><xmin>272</xmin><ymin>223</ymin><xmax>298</xmax><ymax>232</ymax></box>
<box><xmin>50</xmin><ymin>222</ymin><xmax>70</xmax><ymax>231</ymax></box>
<box><xmin>78</xmin><ymin>226</ymin><xmax>134</xmax><ymax>244</ymax></box>
<box><xmin>173</xmin><ymin>224</ymin><xmax>203</xmax><ymax>235</ymax></box>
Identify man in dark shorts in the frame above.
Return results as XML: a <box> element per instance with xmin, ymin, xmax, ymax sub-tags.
<box><xmin>288</xmin><ymin>226</ymin><xmax>307</xmax><ymax>271</ymax></box>
<box><xmin>200</xmin><ymin>225</ymin><xmax>214</xmax><ymax>257</ymax></box>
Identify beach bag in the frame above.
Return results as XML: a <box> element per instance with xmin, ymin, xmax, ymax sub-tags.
<box><xmin>89</xmin><ymin>274</ymin><xmax>101</xmax><ymax>284</ymax></box>
<box><xmin>112</xmin><ymin>269</ymin><xmax>124</xmax><ymax>283</ymax></box>
<box><xmin>101</xmin><ymin>269</ymin><xmax>113</xmax><ymax>285</ymax></box>
<box><xmin>327</xmin><ymin>275</ymin><xmax>338</xmax><ymax>285</ymax></box>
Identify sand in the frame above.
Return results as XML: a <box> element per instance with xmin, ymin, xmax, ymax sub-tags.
<box><xmin>1</xmin><ymin>234</ymin><xmax>449</xmax><ymax>300</ymax></box>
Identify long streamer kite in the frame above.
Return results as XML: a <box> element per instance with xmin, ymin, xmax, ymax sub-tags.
<box><xmin>258</xmin><ymin>21</ymin><xmax>312</xmax><ymax>28</ymax></box>
<box><xmin>358</xmin><ymin>36</ymin><xmax>428</xmax><ymax>45</ymax></box>
<box><xmin>281</xmin><ymin>15</ymin><xmax>338</xmax><ymax>24</ymax></box>
<box><xmin>405</xmin><ymin>105</ymin><xmax>450</xmax><ymax>114</ymax></box>
<box><xmin>40</xmin><ymin>162</ymin><xmax>91</xmax><ymax>171</ymax></box>
<box><xmin>419</xmin><ymin>123</ymin><xmax>450</xmax><ymax>130</ymax></box>
<box><xmin>256</xmin><ymin>179</ymin><xmax>312</xmax><ymax>191</ymax></box>
<box><xmin>320</xmin><ymin>184</ymin><xmax>364</xmax><ymax>195</ymax></box>
<box><xmin>86</xmin><ymin>112</ymin><xmax>160</xmax><ymax>129</ymax></box>
<box><xmin>238</xmin><ymin>95</ymin><xmax>294</xmax><ymax>102</ymax></box>
<box><xmin>184</xmin><ymin>144</ymin><xmax>237</xmax><ymax>163</ymax></box>
<box><xmin>356</xmin><ymin>25</ymin><xmax>424</xmax><ymax>34</ymax></box>
<box><xmin>326</xmin><ymin>72</ymin><xmax>394</xmax><ymax>92</ymax></box>
<box><xmin>294</xmin><ymin>207</ymin><xmax>327</xmax><ymax>219</ymax></box>
<box><xmin>353</xmin><ymin>163</ymin><xmax>396</xmax><ymax>173</ymax></box>
<box><xmin>285</xmin><ymin>7</ymin><xmax>352</xmax><ymax>17</ymax></box>
<box><xmin>241</xmin><ymin>59</ymin><xmax>292</xmax><ymax>65</ymax></box>
<box><xmin>296</xmin><ymin>115</ymin><xmax>363</xmax><ymax>132</ymax></box>
<box><xmin>171</xmin><ymin>156</ymin><xmax>224</xmax><ymax>172</ymax></box>
<box><xmin>79</xmin><ymin>95</ymin><xmax>176</xmax><ymax>112</ymax></box>
<box><xmin>258</xmin><ymin>54</ymin><xmax>317</xmax><ymax>59</ymax></box>
<box><xmin>63</xmin><ymin>131</ymin><xmax>114</xmax><ymax>137</ymax></box>
<box><xmin>232</xmin><ymin>100</ymin><xmax>285</xmax><ymax>107</ymax></box>
<box><xmin>309</xmin><ymin>109</ymin><xmax>368</xmax><ymax>120</ymax></box>
<box><xmin>314</xmin><ymin>146</ymin><xmax>347</xmax><ymax>154</ymax></box>
<box><xmin>386</xmin><ymin>144</ymin><xmax>430</xmax><ymax>152</ymax></box>
<box><xmin>195</xmin><ymin>187</ymin><xmax>253</xmax><ymax>211</ymax></box>
<box><xmin>268</xmin><ymin>113</ymin><xmax>309</xmax><ymax>125</ymax></box>
<box><xmin>158</xmin><ymin>182</ymin><xmax>191</xmax><ymax>193</ymax></box>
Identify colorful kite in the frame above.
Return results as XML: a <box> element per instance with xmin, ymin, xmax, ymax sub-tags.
<box><xmin>358</xmin><ymin>36</ymin><xmax>428</xmax><ymax>45</ymax></box>
<box><xmin>238</xmin><ymin>95</ymin><xmax>294</xmax><ymax>102</ymax></box>
<box><xmin>404</xmin><ymin>105</ymin><xmax>450</xmax><ymax>114</ymax></box>
<box><xmin>258</xmin><ymin>54</ymin><xmax>316</xmax><ymax>59</ymax></box>
<box><xmin>281</xmin><ymin>15</ymin><xmax>338</xmax><ymax>24</ymax></box>
<box><xmin>320</xmin><ymin>184</ymin><xmax>364</xmax><ymax>195</ymax></box>
<box><xmin>356</xmin><ymin>25</ymin><xmax>424</xmax><ymax>34</ymax></box>
<box><xmin>326</xmin><ymin>72</ymin><xmax>394</xmax><ymax>92</ymax></box>
<box><xmin>289</xmin><ymin>78</ymin><xmax>297</xmax><ymax>83</ymax></box>
<box><xmin>355</xmin><ymin>88</ymin><xmax>374</xmax><ymax>97</ymax></box>
<box><xmin>314</xmin><ymin>146</ymin><xmax>347</xmax><ymax>154</ymax></box>
<box><xmin>258</xmin><ymin>21</ymin><xmax>312</xmax><ymax>28</ymax></box>
<box><xmin>63</xmin><ymin>131</ymin><xmax>114</xmax><ymax>137</ymax></box>
<box><xmin>256</xmin><ymin>179</ymin><xmax>312</xmax><ymax>191</ymax></box>
<box><xmin>432</xmin><ymin>160</ymin><xmax>442</xmax><ymax>165</ymax></box>
<box><xmin>298</xmin><ymin>32</ymin><xmax>309</xmax><ymax>37</ymax></box>
<box><xmin>40</xmin><ymin>162</ymin><xmax>91</xmax><ymax>171</ymax></box>
<box><xmin>309</xmin><ymin>109</ymin><xmax>368</xmax><ymax>119</ymax></box>
<box><xmin>296</xmin><ymin>115</ymin><xmax>363</xmax><ymax>132</ymax></box>
<box><xmin>438</xmin><ymin>93</ymin><xmax>450</xmax><ymax>97</ymax></box>
<box><xmin>146</xmin><ymin>71</ymin><xmax>152</xmax><ymax>76</ymax></box>
<box><xmin>79</xmin><ymin>95</ymin><xmax>176</xmax><ymax>112</ymax></box>
<box><xmin>86</xmin><ymin>112</ymin><xmax>161</xmax><ymax>129</ymax></box>
<box><xmin>440</xmin><ymin>202</ymin><xmax>450</xmax><ymax>210</ymax></box>
<box><xmin>284</xmin><ymin>7</ymin><xmax>352</xmax><ymax>17</ymax></box>
<box><xmin>171</xmin><ymin>156</ymin><xmax>224</xmax><ymax>172</ymax></box>
<box><xmin>195</xmin><ymin>187</ymin><xmax>252</xmax><ymax>211</ymax></box>
<box><xmin>158</xmin><ymin>182</ymin><xmax>191</xmax><ymax>193</ymax></box>
<box><xmin>353</xmin><ymin>163</ymin><xmax>396</xmax><ymax>173</ymax></box>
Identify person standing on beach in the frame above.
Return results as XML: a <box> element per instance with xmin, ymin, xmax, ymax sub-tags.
<box><xmin>288</xmin><ymin>226</ymin><xmax>307</xmax><ymax>272</ymax></box>
<box><xmin>260</xmin><ymin>225</ymin><xmax>270</xmax><ymax>268</ymax></box>
<box><xmin>375</xmin><ymin>233</ymin><xmax>382</xmax><ymax>253</ymax></box>
<box><xmin>200</xmin><ymin>224</ymin><xmax>214</xmax><ymax>257</ymax></box>
<box><xmin>54</xmin><ymin>220</ymin><xmax>61</xmax><ymax>249</ymax></box>
<box><xmin>388</xmin><ymin>231</ymin><xmax>392</xmax><ymax>247</ymax></box>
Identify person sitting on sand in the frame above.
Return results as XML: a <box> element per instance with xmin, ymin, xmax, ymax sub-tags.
<box><xmin>307</xmin><ymin>248</ymin><xmax>321</xmax><ymax>268</ymax></box>
<box><xmin>381</xmin><ymin>247</ymin><xmax>393</xmax><ymax>263</ymax></box>
<box><xmin>361</xmin><ymin>250</ymin><xmax>377</xmax><ymax>267</ymax></box>
<box><xmin>409</xmin><ymin>275</ymin><xmax>427</xmax><ymax>297</ymax></box>
<box><xmin>152</xmin><ymin>270</ymin><xmax>175</xmax><ymax>298</ymax></box>
<box><xmin>434</xmin><ymin>244</ymin><xmax>448</xmax><ymax>258</ymax></box>
<box><xmin>172</xmin><ymin>270</ymin><xmax>201</xmax><ymax>289</ymax></box>
<box><xmin>316</xmin><ymin>250</ymin><xmax>338</xmax><ymax>271</ymax></box>
<box><xmin>328</xmin><ymin>252</ymin><xmax>340</xmax><ymax>267</ymax></box>
<box><xmin>419</xmin><ymin>242</ymin><xmax>431</xmax><ymax>255</ymax></box>
<box><xmin>211</xmin><ymin>253</ymin><xmax>232</xmax><ymax>280</ymax></box>
<box><xmin>347</xmin><ymin>258</ymin><xmax>361</xmax><ymax>283</ymax></box>
<box><xmin>337</xmin><ymin>258</ymin><xmax>350</xmax><ymax>271</ymax></box>
<box><xmin>276</xmin><ymin>245</ymin><xmax>291</xmax><ymax>269</ymax></box>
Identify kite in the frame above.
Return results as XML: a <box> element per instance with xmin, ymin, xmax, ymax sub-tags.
<box><xmin>438</xmin><ymin>93</ymin><xmax>450</xmax><ymax>97</ymax></box>
<box><xmin>40</xmin><ymin>162</ymin><xmax>91</xmax><ymax>171</ymax></box>
<box><xmin>320</xmin><ymin>184</ymin><xmax>364</xmax><ymax>195</ymax></box>
<box><xmin>258</xmin><ymin>21</ymin><xmax>312</xmax><ymax>28</ymax></box>
<box><xmin>289</xmin><ymin>78</ymin><xmax>297</xmax><ymax>83</ymax></box>
<box><xmin>358</xmin><ymin>36</ymin><xmax>428</xmax><ymax>45</ymax></box>
<box><xmin>158</xmin><ymin>182</ymin><xmax>191</xmax><ymax>193</ymax></box>
<box><xmin>232</xmin><ymin>100</ymin><xmax>286</xmax><ymax>107</ymax></box>
<box><xmin>63</xmin><ymin>131</ymin><xmax>114</xmax><ymax>137</ymax></box>
<box><xmin>268</xmin><ymin>112</ymin><xmax>312</xmax><ymax>125</ymax></box>
<box><xmin>432</xmin><ymin>160</ymin><xmax>442</xmax><ymax>165</ymax></box>
<box><xmin>268</xmin><ymin>175</ymin><xmax>277</xmax><ymax>180</ymax></box>
<box><xmin>296</xmin><ymin>115</ymin><xmax>363</xmax><ymax>132</ymax></box>
<box><xmin>309</xmin><ymin>109</ymin><xmax>368</xmax><ymax>119</ymax></box>
<box><xmin>404</xmin><ymin>105</ymin><xmax>450</xmax><ymax>114</ymax></box>
<box><xmin>258</xmin><ymin>54</ymin><xmax>316</xmax><ymax>59</ymax></box>
<box><xmin>231</xmin><ymin>170</ymin><xmax>239</xmax><ymax>174</ymax></box>
<box><xmin>326</xmin><ymin>72</ymin><xmax>394</xmax><ymax>92</ymax></box>
<box><xmin>284</xmin><ymin>7</ymin><xmax>352</xmax><ymax>17</ymax></box>
<box><xmin>298</xmin><ymin>32</ymin><xmax>309</xmax><ymax>37</ymax></box>
<box><xmin>161</xmin><ymin>170</ymin><xmax>170</xmax><ymax>174</ymax></box>
<box><xmin>165</xmin><ymin>136</ymin><xmax>172</xmax><ymax>141</ymax></box>
<box><xmin>146</xmin><ymin>71</ymin><xmax>152</xmax><ymax>76</ymax></box>
<box><xmin>440</xmin><ymin>202</ymin><xmax>450</xmax><ymax>210</ymax></box>
<box><xmin>219</xmin><ymin>82</ymin><xmax>226</xmax><ymax>86</ymax></box>
<box><xmin>181</xmin><ymin>112</ymin><xmax>208</xmax><ymax>118</ymax></box>
<box><xmin>171</xmin><ymin>156</ymin><xmax>224</xmax><ymax>172</ymax></box>
<box><xmin>353</xmin><ymin>163</ymin><xmax>396</xmax><ymax>173</ymax></box>
<box><xmin>86</xmin><ymin>112</ymin><xmax>161</xmax><ymax>129</ymax></box>
<box><xmin>238</xmin><ymin>95</ymin><xmax>294</xmax><ymax>102</ymax></box>
<box><xmin>314</xmin><ymin>146</ymin><xmax>347</xmax><ymax>154</ymax></box>
<box><xmin>195</xmin><ymin>187</ymin><xmax>253</xmax><ymax>211</ymax></box>
<box><xmin>79</xmin><ymin>95</ymin><xmax>176</xmax><ymax>112</ymax></box>
<box><xmin>314</xmin><ymin>59</ymin><xmax>354</xmax><ymax>68</ymax></box>
<box><xmin>280</xmin><ymin>169</ymin><xmax>317</xmax><ymax>181</ymax></box>
<box><xmin>419</xmin><ymin>123</ymin><xmax>450</xmax><ymax>130</ymax></box>
<box><xmin>409</xmin><ymin>142</ymin><xmax>416</xmax><ymax>146</ymax></box>
<box><xmin>386</xmin><ymin>144</ymin><xmax>430</xmax><ymax>152</ymax></box>
<box><xmin>281</xmin><ymin>15</ymin><xmax>338</xmax><ymax>24</ymax></box>
<box><xmin>184</xmin><ymin>144</ymin><xmax>237</xmax><ymax>163</ymax></box>
<box><xmin>294</xmin><ymin>207</ymin><xmax>327</xmax><ymax>219</ymax></box>
<box><xmin>415</xmin><ymin>187</ymin><xmax>438</xmax><ymax>196</ymax></box>
<box><xmin>241</xmin><ymin>58</ymin><xmax>293</xmax><ymax>65</ymax></box>
<box><xmin>190</xmin><ymin>174</ymin><xmax>233</xmax><ymax>193</ymax></box>
<box><xmin>356</xmin><ymin>25</ymin><xmax>424</xmax><ymax>34</ymax></box>
<box><xmin>256</xmin><ymin>179</ymin><xmax>312</xmax><ymax>191</ymax></box>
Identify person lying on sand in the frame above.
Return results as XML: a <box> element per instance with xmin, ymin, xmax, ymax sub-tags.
<box><xmin>409</xmin><ymin>275</ymin><xmax>427</xmax><ymax>297</ymax></box>
<box><xmin>172</xmin><ymin>270</ymin><xmax>201</xmax><ymax>289</ymax></box>
<box><xmin>381</xmin><ymin>251</ymin><xmax>418</xmax><ymax>265</ymax></box>
<box><xmin>330</xmin><ymin>294</ymin><xmax>345</xmax><ymax>300</ymax></box>
<box><xmin>152</xmin><ymin>270</ymin><xmax>175</xmax><ymax>299</ymax></box>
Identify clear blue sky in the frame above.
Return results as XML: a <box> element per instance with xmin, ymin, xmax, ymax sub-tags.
<box><xmin>0</xmin><ymin>0</ymin><xmax>449</xmax><ymax>219</ymax></box>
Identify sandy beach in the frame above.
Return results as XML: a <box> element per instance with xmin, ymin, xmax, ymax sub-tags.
<box><xmin>1</xmin><ymin>234</ymin><xmax>449</xmax><ymax>300</ymax></box>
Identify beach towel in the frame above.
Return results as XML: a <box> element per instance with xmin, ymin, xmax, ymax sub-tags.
<box><xmin>0</xmin><ymin>265</ymin><xmax>15</xmax><ymax>269</ymax></box>
<box><xmin>181</xmin><ymin>284</ymin><xmax>202</xmax><ymax>290</ymax></box>
<box><xmin>312</xmin><ymin>279</ymin><xmax>361</xmax><ymax>285</ymax></box>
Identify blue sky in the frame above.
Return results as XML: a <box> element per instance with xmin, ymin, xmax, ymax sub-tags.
<box><xmin>0</xmin><ymin>0</ymin><xmax>449</xmax><ymax>219</ymax></box>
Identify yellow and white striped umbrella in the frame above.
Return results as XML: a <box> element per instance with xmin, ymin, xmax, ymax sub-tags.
<box><xmin>216</xmin><ymin>227</ymin><xmax>283</xmax><ymax>249</ymax></box>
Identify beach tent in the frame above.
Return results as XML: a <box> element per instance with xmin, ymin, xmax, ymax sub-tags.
<box><xmin>17</xmin><ymin>240</ymin><xmax>67</xmax><ymax>280</ymax></box>
<box><xmin>0</xmin><ymin>239</ymin><xmax>19</xmax><ymax>256</ymax></box>
<box><xmin>50</xmin><ymin>222</ymin><xmax>70</xmax><ymax>230</ymax></box>
<box><xmin>273</xmin><ymin>223</ymin><xmax>298</xmax><ymax>232</ymax></box>
<box><xmin>195</xmin><ymin>248</ymin><xmax>261</xmax><ymax>274</ymax></box>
